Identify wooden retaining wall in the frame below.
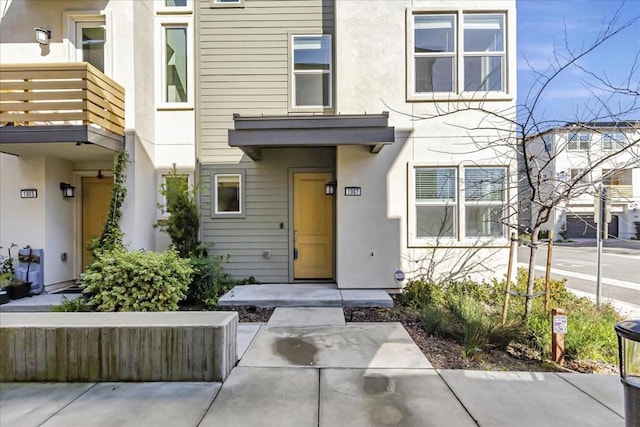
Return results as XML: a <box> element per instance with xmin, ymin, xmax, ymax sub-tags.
<box><xmin>0</xmin><ymin>312</ymin><xmax>238</xmax><ymax>382</ymax></box>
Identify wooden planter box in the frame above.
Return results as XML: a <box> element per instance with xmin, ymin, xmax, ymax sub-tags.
<box><xmin>7</xmin><ymin>281</ymin><xmax>31</xmax><ymax>300</ymax></box>
<box><xmin>0</xmin><ymin>290</ymin><xmax>9</xmax><ymax>304</ymax></box>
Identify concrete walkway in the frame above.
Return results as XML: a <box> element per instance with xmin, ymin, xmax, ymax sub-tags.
<box><xmin>0</xmin><ymin>308</ymin><xmax>626</xmax><ymax>427</ymax></box>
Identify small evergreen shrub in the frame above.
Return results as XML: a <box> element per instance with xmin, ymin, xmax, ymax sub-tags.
<box><xmin>81</xmin><ymin>248</ymin><xmax>192</xmax><ymax>312</ymax></box>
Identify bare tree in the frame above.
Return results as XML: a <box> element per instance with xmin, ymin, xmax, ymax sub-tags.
<box><xmin>387</xmin><ymin>5</ymin><xmax>640</xmax><ymax>318</ymax></box>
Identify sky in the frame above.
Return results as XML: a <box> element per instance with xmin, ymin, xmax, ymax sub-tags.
<box><xmin>517</xmin><ymin>0</ymin><xmax>640</xmax><ymax>129</ymax></box>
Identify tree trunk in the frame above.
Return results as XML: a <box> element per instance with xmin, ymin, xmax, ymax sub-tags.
<box><xmin>525</xmin><ymin>226</ymin><xmax>541</xmax><ymax>319</ymax></box>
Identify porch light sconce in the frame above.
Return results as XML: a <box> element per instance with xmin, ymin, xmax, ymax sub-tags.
<box><xmin>325</xmin><ymin>181</ymin><xmax>336</xmax><ymax>196</ymax></box>
<box><xmin>59</xmin><ymin>182</ymin><xmax>75</xmax><ymax>198</ymax></box>
<box><xmin>34</xmin><ymin>27</ymin><xmax>51</xmax><ymax>45</ymax></box>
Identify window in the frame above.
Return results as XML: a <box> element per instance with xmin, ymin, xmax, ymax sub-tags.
<box><xmin>414</xmin><ymin>15</ymin><xmax>455</xmax><ymax>92</ymax></box>
<box><xmin>163</xmin><ymin>26</ymin><xmax>188</xmax><ymax>103</ymax></box>
<box><xmin>570</xmin><ymin>168</ymin><xmax>589</xmax><ymax>183</ymax></box>
<box><xmin>210</xmin><ymin>0</ymin><xmax>244</xmax><ymax>8</ymax></box>
<box><xmin>158</xmin><ymin>171</ymin><xmax>191</xmax><ymax>218</ymax></box>
<box><xmin>603</xmin><ymin>132</ymin><xmax>625</xmax><ymax>150</ymax></box>
<box><xmin>76</xmin><ymin>22</ymin><xmax>106</xmax><ymax>73</ymax></box>
<box><xmin>465</xmin><ymin>168</ymin><xmax>506</xmax><ymax>237</ymax></box>
<box><xmin>415</xmin><ymin>168</ymin><xmax>456</xmax><ymax>238</ymax></box>
<box><xmin>156</xmin><ymin>0</ymin><xmax>192</xmax><ymax>13</ymax></box>
<box><xmin>542</xmin><ymin>134</ymin><xmax>553</xmax><ymax>153</ymax></box>
<box><xmin>166</xmin><ymin>0</ymin><xmax>187</xmax><ymax>6</ymax></box>
<box><xmin>411</xmin><ymin>165</ymin><xmax>510</xmax><ymax>244</ymax></box>
<box><xmin>463</xmin><ymin>14</ymin><xmax>505</xmax><ymax>92</ymax></box>
<box><xmin>568</xmin><ymin>132</ymin><xmax>590</xmax><ymax>150</ymax></box>
<box><xmin>411</xmin><ymin>12</ymin><xmax>505</xmax><ymax>96</ymax></box>
<box><xmin>215</xmin><ymin>174</ymin><xmax>242</xmax><ymax>215</ymax></box>
<box><xmin>292</xmin><ymin>35</ymin><xmax>332</xmax><ymax>108</ymax></box>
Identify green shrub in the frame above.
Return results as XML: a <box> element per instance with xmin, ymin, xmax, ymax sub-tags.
<box><xmin>527</xmin><ymin>299</ymin><xmax>621</xmax><ymax>364</ymax></box>
<box><xmin>81</xmin><ymin>248</ymin><xmax>192</xmax><ymax>312</ymax></box>
<box><xmin>397</xmin><ymin>279</ymin><xmax>444</xmax><ymax>309</ymax></box>
<box><xmin>418</xmin><ymin>293</ymin><xmax>526</xmax><ymax>357</ymax></box>
<box><xmin>52</xmin><ymin>296</ymin><xmax>92</xmax><ymax>312</ymax></box>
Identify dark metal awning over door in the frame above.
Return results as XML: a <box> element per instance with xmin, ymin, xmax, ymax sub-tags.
<box><xmin>228</xmin><ymin>112</ymin><xmax>395</xmax><ymax>161</ymax></box>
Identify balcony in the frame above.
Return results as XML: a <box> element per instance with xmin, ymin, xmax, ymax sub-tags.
<box><xmin>0</xmin><ymin>63</ymin><xmax>125</xmax><ymax>161</ymax></box>
<box><xmin>606</xmin><ymin>185</ymin><xmax>633</xmax><ymax>199</ymax></box>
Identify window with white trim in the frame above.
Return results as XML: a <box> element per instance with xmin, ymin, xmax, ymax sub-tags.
<box><xmin>411</xmin><ymin>12</ymin><xmax>505</xmax><ymax>96</ymax></box>
<box><xmin>464</xmin><ymin>168</ymin><xmax>506</xmax><ymax>237</ymax></box>
<box><xmin>411</xmin><ymin>165</ymin><xmax>509</xmax><ymax>243</ymax></box>
<box><xmin>158</xmin><ymin>171</ymin><xmax>192</xmax><ymax>218</ymax></box>
<box><xmin>603</xmin><ymin>132</ymin><xmax>625</xmax><ymax>150</ymax></box>
<box><xmin>570</xmin><ymin>168</ymin><xmax>589</xmax><ymax>183</ymax></box>
<box><xmin>76</xmin><ymin>22</ymin><xmax>106</xmax><ymax>73</ymax></box>
<box><xmin>415</xmin><ymin>168</ymin><xmax>457</xmax><ymax>238</ymax></box>
<box><xmin>292</xmin><ymin>35</ymin><xmax>332</xmax><ymax>108</ymax></box>
<box><xmin>568</xmin><ymin>132</ymin><xmax>590</xmax><ymax>150</ymax></box>
<box><xmin>215</xmin><ymin>174</ymin><xmax>242</xmax><ymax>215</ymax></box>
<box><xmin>163</xmin><ymin>25</ymin><xmax>188</xmax><ymax>103</ymax></box>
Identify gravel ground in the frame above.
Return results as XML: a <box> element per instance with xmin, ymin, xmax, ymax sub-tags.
<box><xmin>221</xmin><ymin>305</ymin><xmax>617</xmax><ymax>374</ymax></box>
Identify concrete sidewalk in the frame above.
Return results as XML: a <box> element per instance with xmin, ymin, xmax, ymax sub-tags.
<box><xmin>0</xmin><ymin>308</ymin><xmax>626</xmax><ymax>427</ymax></box>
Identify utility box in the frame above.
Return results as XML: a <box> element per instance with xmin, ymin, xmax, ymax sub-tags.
<box><xmin>16</xmin><ymin>248</ymin><xmax>44</xmax><ymax>295</ymax></box>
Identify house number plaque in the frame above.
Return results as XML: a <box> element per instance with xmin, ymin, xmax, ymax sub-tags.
<box><xmin>20</xmin><ymin>189</ymin><xmax>38</xmax><ymax>198</ymax></box>
<box><xmin>344</xmin><ymin>187</ymin><xmax>362</xmax><ymax>196</ymax></box>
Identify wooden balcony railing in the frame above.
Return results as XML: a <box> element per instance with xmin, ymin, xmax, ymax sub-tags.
<box><xmin>0</xmin><ymin>63</ymin><xmax>125</xmax><ymax>136</ymax></box>
<box><xmin>605</xmin><ymin>184</ymin><xmax>633</xmax><ymax>199</ymax></box>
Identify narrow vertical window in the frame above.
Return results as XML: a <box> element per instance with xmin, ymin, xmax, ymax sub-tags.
<box><xmin>77</xmin><ymin>22</ymin><xmax>106</xmax><ymax>73</ymax></box>
<box><xmin>463</xmin><ymin>14</ymin><xmax>505</xmax><ymax>92</ymax></box>
<box><xmin>292</xmin><ymin>35</ymin><xmax>332</xmax><ymax>108</ymax></box>
<box><xmin>465</xmin><ymin>168</ymin><xmax>506</xmax><ymax>237</ymax></box>
<box><xmin>165</xmin><ymin>26</ymin><xmax>188</xmax><ymax>103</ymax></box>
<box><xmin>415</xmin><ymin>168</ymin><xmax>457</xmax><ymax>238</ymax></box>
<box><xmin>414</xmin><ymin>15</ymin><xmax>456</xmax><ymax>93</ymax></box>
<box><xmin>215</xmin><ymin>174</ymin><xmax>241</xmax><ymax>214</ymax></box>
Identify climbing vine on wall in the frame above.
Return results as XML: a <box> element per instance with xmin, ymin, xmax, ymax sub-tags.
<box><xmin>91</xmin><ymin>149</ymin><xmax>128</xmax><ymax>254</ymax></box>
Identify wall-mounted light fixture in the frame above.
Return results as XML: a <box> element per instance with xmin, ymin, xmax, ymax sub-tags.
<box><xmin>34</xmin><ymin>27</ymin><xmax>51</xmax><ymax>45</ymax></box>
<box><xmin>60</xmin><ymin>182</ymin><xmax>75</xmax><ymax>198</ymax></box>
<box><xmin>325</xmin><ymin>181</ymin><xmax>336</xmax><ymax>196</ymax></box>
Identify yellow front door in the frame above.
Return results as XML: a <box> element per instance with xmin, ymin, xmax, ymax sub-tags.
<box><xmin>293</xmin><ymin>172</ymin><xmax>334</xmax><ymax>279</ymax></box>
<box><xmin>82</xmin><ymin>177</ymin><xmax>113</xmax><ymax>270</ymax></box>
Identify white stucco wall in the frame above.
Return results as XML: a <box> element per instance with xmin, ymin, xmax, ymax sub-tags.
<box><xmin>44</xmin><ymin>157</ymin><xmax>76</xmax><ymax>285</ymax></box>
<box><xmin>334</xmin><ymin>0</ymin><xmax>518</xmax><ymax>287</ymax></box>
<box><xmin>0</xmin><ymin>154</ymin><xmax>46</xmax><ymax>251</ymax></box>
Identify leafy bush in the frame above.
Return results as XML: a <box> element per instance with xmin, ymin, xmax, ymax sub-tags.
<box><xmin>52</xmin><ymin>296</ymin><xmax>92</xmax><ymax>312</ymax></box>
<box><xmin>81</xmin><ymin>248</ymin><xmax>192</xmax><ymax>312</ymax></box>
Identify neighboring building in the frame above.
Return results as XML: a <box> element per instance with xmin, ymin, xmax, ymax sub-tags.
<box><xmin>198</xmin><ymin>0</ymin><xmax>519</xmax><ymax>287</ymax></box>
<box><xmin>0</xmin><ymin>0</ymin><xmax>195</xmax><ymax>291</ymax></box>
<box><xmin>519</xmin><ymin>121</ymin><xmax>640</xmax><ymax>240</ymax></box>
<box><xmin>1</xmin><ymin>0</ymin><xmax>519</xmax><ymax>293</ymax></box>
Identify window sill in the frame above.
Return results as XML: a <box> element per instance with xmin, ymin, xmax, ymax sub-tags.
<box><xmin>212</xmin><ymin>213</ymin><xmax>246</xmax><ymax>219</ymax></box>
<box><xmin>408</xmin><ymin>238</ymin><xmax>510</xmax><ymax>248</ymax></box>
<box><xmin>157</xmin><ymin>105</ymin><xmax>194</xmax><ymax>111</ymax></box>
<box><xmin>407</xmin><ymin>92</ymin><xmax>514</xmax><ymax>103</ymax></box>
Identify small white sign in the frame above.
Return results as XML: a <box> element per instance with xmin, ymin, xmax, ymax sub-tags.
<box><xmin>553</xmin><ymin>315</ymin><xmax>568</xmax><ymax>334</ymax></box>
<box><xmin>344</xmin><ymin>187</ymin><xmax>361</xmax><ymax>196</ymax></box>
<box><xmin>20</xmin><ymin>189</ymin><xmax>37</xmax><ymax>199</ymax></box>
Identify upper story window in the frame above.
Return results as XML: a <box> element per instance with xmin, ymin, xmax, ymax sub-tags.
<box><xmin>156</xmin><ymin>0</ymin><xmax>192</xmax><ymax>13</ymax></box>
<box><xmin>292</xmin><ymin>35</ymin><xmax>332</xmax><ymax>109</ymax></box>
<box><xmin>161</xmin><ymin>25</ymin><xmax>189</xmax><ymax>104</ymax></box>
<box><xmin>76</xmin><ymin>22</ymin><xmax>106</xmax><ymax>73</ymax></box>
<box><xmin>568</xmin><ymin>132</ymin><xmax>590</xmax><ymax>150</ymax></box>
<box><xmin>603</xmin><ymin>132</ymin><xmax>626</xmax><ymax>150</ymax></box>
<box><xmin>411</xmin><ymin>12</ymin><xmax>506</xmax><ymax>98</ymax></box>
<box><xmin>542</xmin><ymin>134</ymin><xmax>553</xmax><ymax>153</ymax></box>
<box><xmin>570</xmin><ymin>168</ymin><xmax>590</xmax><ymax>183</ymax></box>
